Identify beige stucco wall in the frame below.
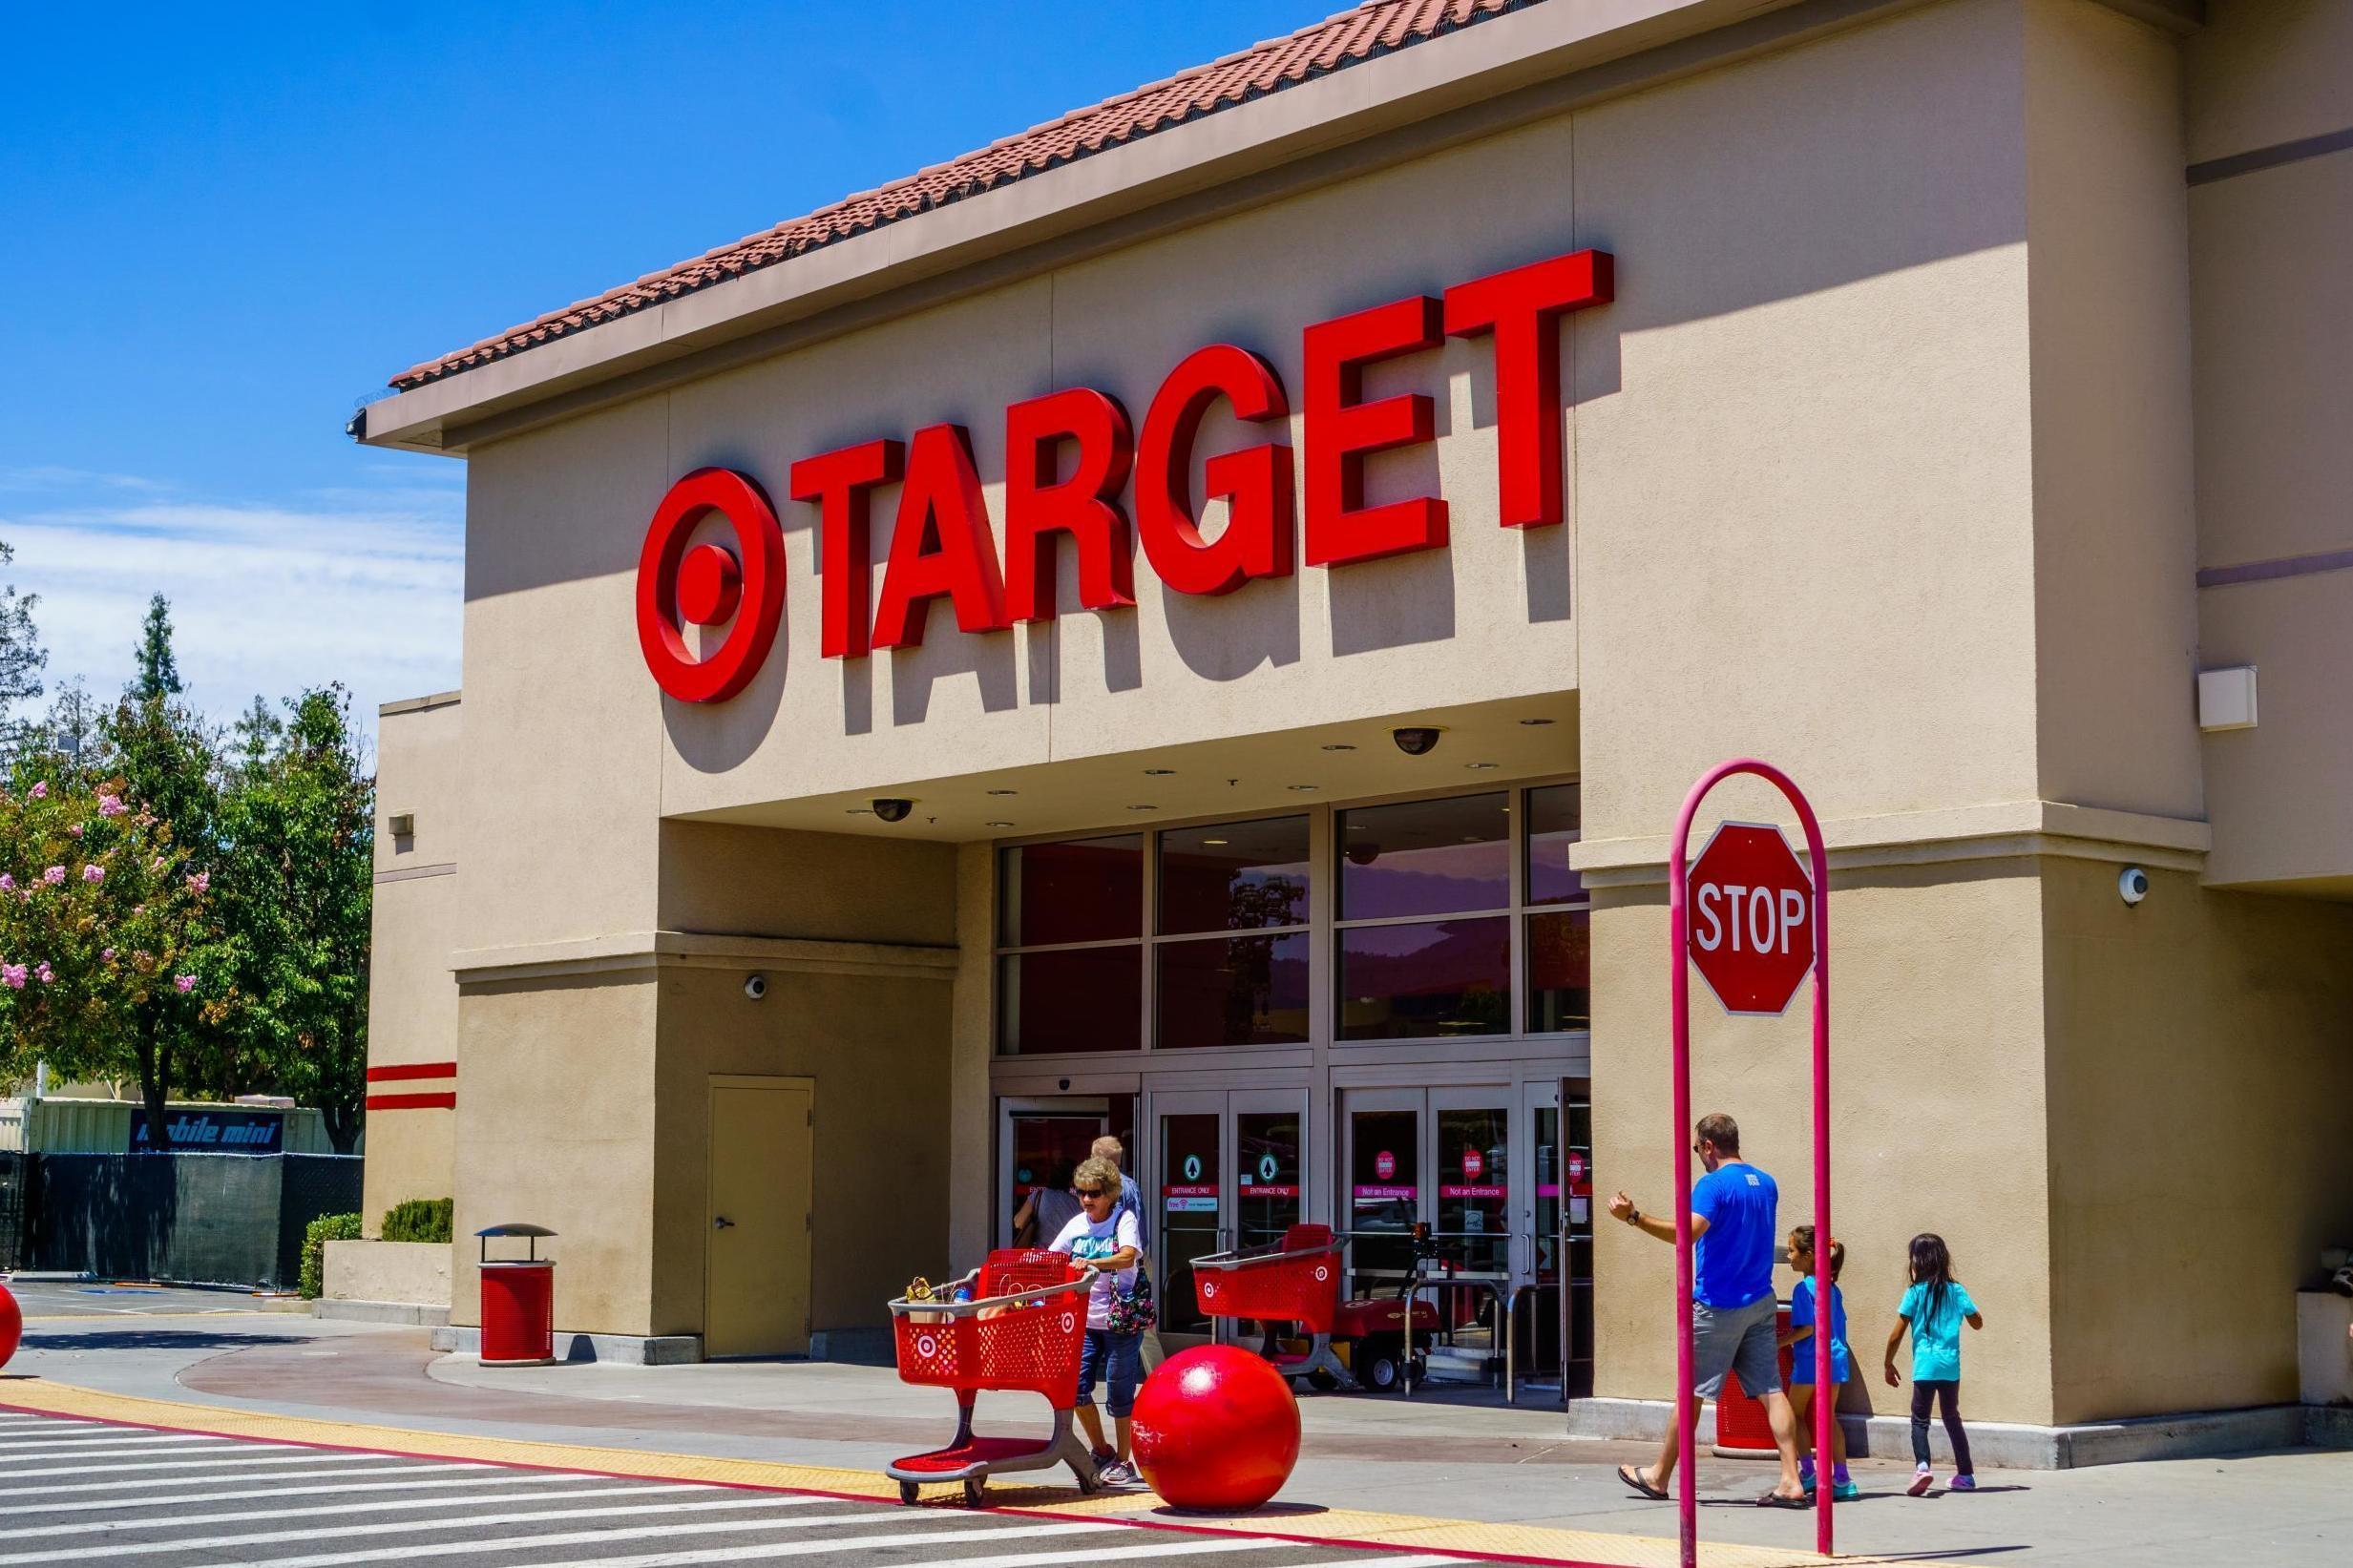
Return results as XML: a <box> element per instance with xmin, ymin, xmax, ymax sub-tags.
<box><xmin>2185</xmin><ymin>0</ymin><xmax>2353</xmax><ymax>889</ymax></box>
<box><xmin>364</xmin><ymin>694</ymin><xmax>463</xmax><ymax>1237</ymax></box>
<box><xmin>648</xmin><ymin>963</ymin><xmax>955</xmax><ymax>1339</ymax></box>
<box><xmin>449</xmin><ymin>974</ymin><xmax>660</xmax><ymax>1332</ymax></box>
<box><xmin>1592</xmin><ymin>861</ymin><xmax>2059</xmax><ymax>1425</ymax></box>
<box><xmin>2042</xmin><ymin>861</ymin><xmax>2353</xmax><ymax>1421</ymax></box>
<box><xmin>393</xmin><ymin>0</ymin><xmax>2353</xmax><ymax>1410</ymax></box>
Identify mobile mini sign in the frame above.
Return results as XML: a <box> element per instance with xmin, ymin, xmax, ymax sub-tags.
<box><xmin>635</xmin><ymin>249</ymin><xmax>1615</xmax><ymax>702</ymax></box>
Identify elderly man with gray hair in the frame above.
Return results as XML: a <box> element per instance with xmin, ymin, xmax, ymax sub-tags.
<box><xmin>1090</xmin><ymin>1134</ymin><xmax>1164</xmax><ymax>1369</ymax></box>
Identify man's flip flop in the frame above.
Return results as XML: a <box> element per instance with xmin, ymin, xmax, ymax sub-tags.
<box><xmin>1618</xmin><ymin>1465</ymin><xmax>1669</xmax><ymax>1500</ymax></box>
<box><xmin>1757</xmin><ymin>1493</ymin><xmax>1812</xmax><ymax>1509</ymax></box>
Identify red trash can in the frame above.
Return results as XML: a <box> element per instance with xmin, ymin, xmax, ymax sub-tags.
<box><xmin>1712</xmin><ymin>1304</ymin><xmax>1794</xmax><ymax>1456</ymax></box>
<box><xmin>476</xmin><ymin>1223</ymin><xmax>557</xmax><ymax>1367</ymax></box>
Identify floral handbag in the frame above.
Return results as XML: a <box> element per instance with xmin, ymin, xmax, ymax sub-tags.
<box><xmin>1105</xmin><ymin>1260</ymin><xmax>1157</xmax><ymax>1336</ymax></box>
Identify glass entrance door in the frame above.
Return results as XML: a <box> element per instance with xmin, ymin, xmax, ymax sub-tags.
<box><xmin>1340</xmin><ymin>1088</ymin><xmax>1423</xmax><ymax>1301</ymax></box>
<box><xmin>1152</xmin><ymin>1086</ymin><xmax>1309</xmax><ymax>1338</ymax></box>
<box><xmin>1516</xmin><ymin>1077</ymin><xmax>1594</xmax><ymax>1396</ymax></box>
<box><xmin>1433</xmin><ymin>1087</ymin><xmax>1511</xmax><ymax>1279</ymax></box>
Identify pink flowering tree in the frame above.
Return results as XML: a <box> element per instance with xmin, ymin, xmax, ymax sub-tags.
<box><xmin>0</xmin><ymin>772</ymin><xmax>216</xmax><ymax>1143</ymax></box>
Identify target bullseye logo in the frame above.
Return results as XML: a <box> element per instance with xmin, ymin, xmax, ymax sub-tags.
<box><xmin>636</xmin><ymin>468</ymin><xmax>786</xmax><ymax>702</ymax></box>
<box><xmin>914</xmin><ymin>1331</ymin><xmax>938</xmax><ymax>1360</ymax></box>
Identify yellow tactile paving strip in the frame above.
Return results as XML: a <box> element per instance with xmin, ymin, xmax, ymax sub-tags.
<box><xmin>0</xmin><ymin>1378</ymin><xmax>1969</xmax><ymax>1568</ymax></box>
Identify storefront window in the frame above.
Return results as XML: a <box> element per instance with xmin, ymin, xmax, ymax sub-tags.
<box><xmin>1523</xmin><ymin>784</ymin><xmax>1589</xmax><ymax>1033</ymax></box>
<box><xmin>1000</xmin><ymin>835</ymin><xmax>1142</xmax><ymax>947</ymax></box>
<box><xmin>1337</xmin><ymin>793</ymin><xmax>1510</xmax><ymax>919</ymax></box>
<box><xmin>995</xmin><ymin>784</ymin><xmax>1589</xmax><ymax>1056</ymax></box>
<box><xmin>998</xmin><ymin>948</ymin><xmax>1142</xmax><ymax>1055</ymax></box>
<box><xmin>1154</xmin><ymin>816</ymin><xmax>1311</xmax><ymax>1049</ymax></box>
<box><xmin>1156</xmin><ymin>933</ymin><xmax>1310</xmax><ymax>1048</ymax></box>
<box><xmin>1159</xmin><ymin>817</ymin><xmax>1310</xmax><ymax>932</ymax></box>
<box><xmin>1335</xmin><ymin>793</ymin><xmax>1511</xmax><ymax>1040</ymax></box>
<box><xmin>1336</xmin><ymin>917</ymin><xmax>1510</xmax><ymax>1039</ymax></box>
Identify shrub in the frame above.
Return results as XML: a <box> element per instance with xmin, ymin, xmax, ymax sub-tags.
<box><xmin>300</xmin><ymin>1211</ymin><xmax>362</xmax><ymax>1299</ymax></box>
<box><xmin>381</xmin><ymin>1197</ymin><xmax>453</xmax><ymax>1244</ymax></box>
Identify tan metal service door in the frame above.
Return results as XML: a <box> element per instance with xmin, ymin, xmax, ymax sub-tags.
<box><xmin>704</xmin><ymin>1077</ymin><xmax>813</xmax><ymax>1358</ymax></box>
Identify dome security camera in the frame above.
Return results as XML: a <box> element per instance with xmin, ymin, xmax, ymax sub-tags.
<box><xmin>1392</xmin><ymin>726</ymin><xmax>1443</xmax><ymax>757</ymax></box>
<box><xmin>872</xmin><ymin>798</ymin><xmax>914</xmax><ymax>823</ymax></box>
<box><xmin>2118</xmin><ymin>867</ymin><xmax>2150</xmax><ymax>906</ymax></box>
<box><xmin>743</xmin><ymin>973</ymin><xmax>767</xmax><ymax>1000</ymax></box>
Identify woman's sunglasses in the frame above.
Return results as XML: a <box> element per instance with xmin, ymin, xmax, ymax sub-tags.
<box><xmin>1075</xmin><ymin>1187</ymin><xmax>1109</xmax><ymax>1200</ymax></box>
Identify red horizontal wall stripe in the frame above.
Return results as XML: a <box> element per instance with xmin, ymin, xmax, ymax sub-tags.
<box><xmin>366</xmin><ymin>1061</ymin><xmax>457</xmax><ymax>1083</ymax></box>
<box><xmin>366</xmin><ymin>1092</ymin><xmax>456</xmax><ymax>1112</ymax></box>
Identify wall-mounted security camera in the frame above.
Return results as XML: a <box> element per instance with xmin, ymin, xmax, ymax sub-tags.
<box><xmin>2118</xmin><ymin>867</ymin><xmax>2150</xmax><ymax>907</ymax></box>
<box><xmin>872</xmin><ymin>798</ymin><xmax>914</xmax><ymax>823</ymax></box>
<box><xmin>1392</xmin><ymin>727</ymin><xmax>1443</xmax><ymax>757</ymax></box>
<box><xmin>743</xmin><ymin>973</ymin><xmax>767</xmax><ymax>1000</ymax></box>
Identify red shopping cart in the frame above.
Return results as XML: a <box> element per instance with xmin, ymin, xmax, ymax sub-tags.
<box><xmin>1191</xmin><ymin>1223</ymin><xmax>1354</xmax><ymax>1390</ymax></box>
<box><xmin>884</xmin><ymin>1248</ymin><xmax>1102</xmax><ymax>1505</ymax></box>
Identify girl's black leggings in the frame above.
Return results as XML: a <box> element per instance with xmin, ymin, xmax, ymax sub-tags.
<box><xmin>1909</xmin><ymin>1379</ymin><xmax>1973</xmax><ymax>1473</ymax></box>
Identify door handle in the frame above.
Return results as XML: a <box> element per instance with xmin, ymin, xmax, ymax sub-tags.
<box><xmin>713</xmin><ymin>1216</ymin><xmax>735</xmax><ymax>1230</ymax></box>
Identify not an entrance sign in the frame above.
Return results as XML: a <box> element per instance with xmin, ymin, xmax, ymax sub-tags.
<box><xmin>1687</xmin><ymin>821</ymin><xmax>1816</xmax><ymax>1016</ymax></box>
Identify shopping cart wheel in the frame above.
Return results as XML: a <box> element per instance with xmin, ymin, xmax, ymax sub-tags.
<box><xmin>963</xmin><ymin>1477</ymin><xmax>986</xmax><ymax>1507</ymax></box>
<box><xmin>897</xmin><ymin>1480</ymin><xmax>918</xmax><ymax>1506</ymax></box>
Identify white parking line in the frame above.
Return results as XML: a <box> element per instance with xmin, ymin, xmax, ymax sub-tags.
<box><xmin>0</xmin><ymin>1483</ymin><xmax>723</xmax><ymax>1537</ymax></box>
<box><xmin>0</xmin><ymin>1470</ymin><xmax>579</xmax><ymax>1513</ymax></box>
<box><xmin>0</xmin><ymin>1461</ymin><xmax>465</xmax><ymax>1498</ymax></box>
<box><xmin>94</xmin><ymin>1511</ymin><xmax>1102</xmax><ymax>1568</ymax></box>
<box><xmin>0</xmin><ymin>1452</ymin><xmax>441</xmax><ymax>1481</ymax></box>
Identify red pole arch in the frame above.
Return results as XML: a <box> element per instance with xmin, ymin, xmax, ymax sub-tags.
<box><xmin>1667</xmin><ymin>759</ymin><xmax>1834</xmax><ymax>1564</ymax></box>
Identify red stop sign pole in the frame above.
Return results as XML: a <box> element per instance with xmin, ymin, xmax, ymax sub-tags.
<box><xmin>1668</xmin><ymin>760</ymin><xmax>1832</xmax><ymax>1566</ymax></box>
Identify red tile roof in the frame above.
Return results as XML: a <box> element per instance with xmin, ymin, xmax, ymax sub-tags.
<box><xmin>390</xmin><ymin>0</ymin><xmax>1538</xmax><ymax>392</ymax></box>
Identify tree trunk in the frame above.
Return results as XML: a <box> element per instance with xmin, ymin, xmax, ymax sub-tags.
<box><xmin>326</xmin><ymin>1101</ymin><xmax>359</xmax><ymax>1155</ymax></box>
<box><xmin>136</xmin><ymin>1030</ymin><xmax>173</xmax><ymax>1151</ymax></box>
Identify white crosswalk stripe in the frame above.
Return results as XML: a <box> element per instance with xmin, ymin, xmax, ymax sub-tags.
<box><xmin>0</xmin><ymin>1494</ymin><xmax>830</xmax><ymax>1564</ymax></box>
<box><xmin>0</xmin><ymin>1452</ymin><xmax>454</xmax><ymax>1482</ymax></box>
<box><xmin>0</xmin><ymin>1438</ymin><xmax>218</xmax><ymax>1448</ymax></box>
<box><xmin>0</xmin><ymin>1482</ymin><xmax>725</xmax><ymax>1538</ymax></box>
<box><xmin>0</xmin><ymin>1413</ymin><xmax>1436</xmax><ymax>1568</ymax></box>
<box><xmin>520</xmin><ymin>1527</ymin><xmax>1253</xmax><ymax>1568</ymax></box>
<box><xmin>0</xmin><ymin>1470</ymin><xmax>580</xmax><ymax>1512</ymax></box>
<box><xmin>0</xmin><ymin>1439</ymin><xmax>245</xmax><ymax>1457</ymax></box>
<box><xmin>55</xmin><ymin>1509</ymin><xmax>1102</xmax><ymax>1568</ymax></box>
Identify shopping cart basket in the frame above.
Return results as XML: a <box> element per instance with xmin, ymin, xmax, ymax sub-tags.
<box><xmin>883</xmin><ymin>1247</ymin><xmax>1101</xmax><ymax>1505</ymax></box>
<box><xmin>1191</xmin><ymin>1223</ymin><xmax>1353</xmax><ymax>1390</ymax></box>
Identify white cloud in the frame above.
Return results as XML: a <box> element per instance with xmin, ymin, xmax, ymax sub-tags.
<box><xmin>0</xmin><ymin>480</ymin><xmax>462</xmax><ymax>746</ymax></box>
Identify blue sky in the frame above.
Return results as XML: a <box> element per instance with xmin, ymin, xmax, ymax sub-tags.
<box><xmin>0</xmin><ymin>1</ymin><xmax>1331</xmax><ymax>741</ymax></box>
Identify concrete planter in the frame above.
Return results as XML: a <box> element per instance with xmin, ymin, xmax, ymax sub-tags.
<box><xmin>319</xmin><ymin>1239</ymin><xmax>453</xmax><ymax>1325</ymax></box>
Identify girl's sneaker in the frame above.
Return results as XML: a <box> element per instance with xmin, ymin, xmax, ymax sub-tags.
<box><xmin>1949</xmin><ymin>1474</ymin><xmax>1977</xmax><ymax>1493</ymax></box>
<box><xmin>1906</xmin><ymin>1465</ymin><xmax>1935</xmax><ymax>1496</ymax></box>
<box><xmin>1832</xmin><ymin>1478</ymin><xmax>1862</xmax><ymax>1501</ymax></box>
<box><xmin>1096</xmin><ymin>1459</ymin><xmax>1141</xmax><ymax>1487</ymax></box>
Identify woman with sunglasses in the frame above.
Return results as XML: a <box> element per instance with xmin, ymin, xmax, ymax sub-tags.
<box><xmin>1048</xmin><ymin>1156</ymin><xmax>1146</xmax><ymax>1485</ymax></box>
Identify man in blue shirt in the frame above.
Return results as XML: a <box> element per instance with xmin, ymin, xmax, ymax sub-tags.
<box><xmin>1607</xmin><ymin>1113</ymin><xmax>1808</xmax><ymax>1507</ymax></box>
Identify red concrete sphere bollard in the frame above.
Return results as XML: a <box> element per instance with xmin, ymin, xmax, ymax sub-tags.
<box><xmin>0</xmin><ymin>1280</ymin><xmax>19</xmax><ymax>1371</ymax></box>
<box><xmin>1130</xmin><ymin>1344</ymin><xmax>1301</xmax><ymax>1512</ymax></box>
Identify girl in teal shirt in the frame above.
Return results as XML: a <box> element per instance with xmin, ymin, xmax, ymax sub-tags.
<box><xmin>1882</xmin><ymin>1232</ymin><xmax>1983</xmax><ymax>1495</ymax></box>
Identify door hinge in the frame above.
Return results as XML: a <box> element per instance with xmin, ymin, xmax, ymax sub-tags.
<box><xmin>807</xmin><ymin>1107</ymin><xmax>813</xmax><ymax>1127</ymax></box>
<box><xmin>805</xmin><ymin>1210</ymin><xmax>812</xmax><ymax>1232</ymax></box>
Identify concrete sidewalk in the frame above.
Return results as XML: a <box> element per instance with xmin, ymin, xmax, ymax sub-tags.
<box><xmin>5</xmin><ymin>1307</ymin><xmax>2349</xmax><ymax>1565</ymax></box>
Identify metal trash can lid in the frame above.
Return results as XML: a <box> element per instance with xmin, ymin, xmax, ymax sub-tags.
<box><xmin>476</xmin><ymin>1223</ymin><xmax>557</xmax><ymax>1239</ymax></box>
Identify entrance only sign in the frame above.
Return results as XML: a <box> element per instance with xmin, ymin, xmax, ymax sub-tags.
<box><xmin>1686</xmin><ymin>821</ymin><xmax>1816</xmax><ymax>1016</ymax></box>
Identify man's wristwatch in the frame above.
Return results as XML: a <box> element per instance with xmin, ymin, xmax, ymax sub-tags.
<box><xmin>1624</xmin><ymin>1206</ymin><xmax>1642</xmax><ymax>1226</ymax></box>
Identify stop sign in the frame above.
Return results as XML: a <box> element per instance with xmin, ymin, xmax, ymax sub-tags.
<box><xmin>1687</xmin><ymin>821</ymin><xmax>1816</xmax><ymax>1015</ymax></box>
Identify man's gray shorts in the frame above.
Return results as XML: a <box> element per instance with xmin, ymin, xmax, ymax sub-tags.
<box><xmin>1692</xmin><ymin>1293</ymin><xmax>1780</xmax><ymax>1399</ymax></box>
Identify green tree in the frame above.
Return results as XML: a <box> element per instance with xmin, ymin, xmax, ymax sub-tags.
<box><xmin>0</xmin><ymin>770</ymin><xmax>217</xmax><ymax>1127</ymax></box>
<box><xmin>0</xmin><ymin>538</ymin><xmax>48</xmax><ymax>760</ymax></box>
<box><xmin>131</xmin><ymin>595</ymin><xmax>184</xmax><ymax>700</ymax></box>
<box><xmin>215</xmin><ymin>686</ymin><xmax>374</xmax><ymax>1152</ymax></box>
